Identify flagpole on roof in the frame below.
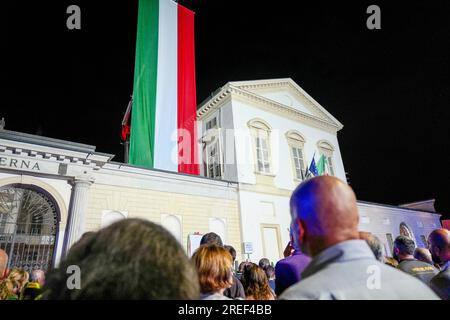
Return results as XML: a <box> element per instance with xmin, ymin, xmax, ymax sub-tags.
<box><xmin>121</xmin><ymin>95</ymin><xmax>133</xmax><ymax>163</ymax></box>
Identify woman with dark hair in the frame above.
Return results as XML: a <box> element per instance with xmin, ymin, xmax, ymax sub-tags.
<box><xmin>241</xmin><ymin>264</ymin><xmax>275</xmax><ymax>300</ymax></box>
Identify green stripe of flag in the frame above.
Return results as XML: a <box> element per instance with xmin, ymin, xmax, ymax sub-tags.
<box><xmin>317</xmin><ymin>154</ymin><xmax>327</xmax><ymax>175</ymax></box>
<box><xmin>129</xmin><ymin>0</ymin><xmax>159</xmax><ymax>168</ymax></box>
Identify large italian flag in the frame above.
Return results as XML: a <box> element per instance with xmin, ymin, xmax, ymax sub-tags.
<box><xmin>129</xmin><ymin>0</ymin><xmax>199</xmax><ymax>175</ymax></box>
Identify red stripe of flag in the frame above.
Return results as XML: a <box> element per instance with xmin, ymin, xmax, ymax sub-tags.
<box><xmin>177</xmin><ymin>5</ymin><xmax>199</xmax><ymax>175</ymax></box>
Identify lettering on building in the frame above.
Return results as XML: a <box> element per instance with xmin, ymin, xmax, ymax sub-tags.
<box><xmin>0</xmin><ymin>157</ymin><xmax>41</xmax><ymax>171</ymax></box>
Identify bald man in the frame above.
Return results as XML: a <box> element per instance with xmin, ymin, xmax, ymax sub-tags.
<box><xmin>280</xmin><ymin>176</ymin><xmax>439</xmax><ymax>300</ymax></box>
<box><xmin>428</xmin><ymin>228</ymin><xmax>450</xmax><ymax>300</ymax></box>
<box><xmin>0</xmin><ymin>249</ymin><xmax>8</xmax><ymax>279</ymax></box>
<box><xmin>414</xmin><ymin>247</ymin><xmax>434</xmax><ymax>266</ymax></box>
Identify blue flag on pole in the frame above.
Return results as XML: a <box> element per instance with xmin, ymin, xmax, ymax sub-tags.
<box><xmin>308</xmin><ymin>154</ymin><xmax>318</xmax><ymax>176</ymax></box>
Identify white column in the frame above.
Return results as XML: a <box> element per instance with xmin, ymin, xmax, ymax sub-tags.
<box><xmin>62</xmin><ymin>175</ymin><xmax>94</xmax><ymax>256</ymax></box>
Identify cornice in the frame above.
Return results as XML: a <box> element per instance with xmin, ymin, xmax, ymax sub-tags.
<box><xmin>0</xmin><ymin>141</ymin><xmax>111</xmax><ymax>171</ymax></box>
<box><xmin>197</xmin><ymin>86</ymin><xmax>232</xmax><ymax>121</ymax></box>
<box><xmin>197</xmin><ymin>80</ymin><xmax>344</xmax><ymax>134</ymax></box>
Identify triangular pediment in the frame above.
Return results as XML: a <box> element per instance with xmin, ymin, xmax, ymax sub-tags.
<box><xmin>228</xmin><ymin>78</ymin><xmax>343</xmax><ymax>128</ymax></box>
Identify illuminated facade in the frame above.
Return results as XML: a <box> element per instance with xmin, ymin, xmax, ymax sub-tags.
<box><xmin>197</xmin><ymin>79</ymin><xmax>442</xmax><ymax>262</ymax></box>
<box><xmin>0</xmin><ymin>79</ymin><xmax>442</xmax><ymax>269</ymax></box>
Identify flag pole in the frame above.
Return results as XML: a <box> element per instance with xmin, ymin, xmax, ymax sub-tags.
<box><xmin>122</xmin><ymin>96</ymin><xmax>133</xmax><ymax>163</ymax></box>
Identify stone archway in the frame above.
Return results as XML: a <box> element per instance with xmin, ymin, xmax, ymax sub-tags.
<box><xmin>0</xmin><ymin>184</ymin><xmax>60</xmax><ymax>272</ymax></box>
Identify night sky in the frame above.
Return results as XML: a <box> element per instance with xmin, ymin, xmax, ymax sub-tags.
<box><xmin>4</xmin><ymin>1</ymin><xmax>450</xmax><ymax>218</ymax></box>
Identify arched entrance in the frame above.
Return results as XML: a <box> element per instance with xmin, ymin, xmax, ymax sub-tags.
<box><xmin>0</xmin><ymin>184</ymin><xmax>60</xmax><ymax>272</ymax></box>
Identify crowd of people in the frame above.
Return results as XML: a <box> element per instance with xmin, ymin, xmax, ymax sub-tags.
<box><xmin>0</xmin><ymin>176</ymin><xmax>449</xmax><ymax>300</ymax></box>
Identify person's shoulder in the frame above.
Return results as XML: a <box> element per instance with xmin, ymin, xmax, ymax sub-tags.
<box><xmin>202</xmin><ymin>293</ymin><xmax>232</xmax><ymax>300</ymax></box>
<box><xmin>275</xmin><ymin>258</ymin><xmax>293</xmax><ymax>274</ymax></box>
<box><xmin>379</xmin><ymin>261</ymin><xmax>421</xmax><ymax>280</ymax></box>
<box><xmin>230</xmin><ymin>275</ymin><xmax>246</xmax><ymax>298</ymax></box>
<box><xmin>431</xmin><ymin>268</ymin><xmax>450</xmax><ymax>283</ymax></box>
<box><xmin>439</xmin><ymin>267</ymin><xmax>450</xmax><ymax>277</ymax></box>
<box><xmin>379</xmin><ymin>263</ymin><xmax>440</xmax><ymax>298</ymax></box>
<box><xmin>233</xmin><ymin>275</ymin><xmax>244</xmax><ymax>286</ymax></box>
<box><xmin>429</xmin><ymin>269</ymin><xmax>450</xmax><ymax>300</ymax></box>
<box><xmin>397</xmin><ymin>260</ymin><xmax>409</xmax><ymax>268</ymax></box>
<box><xmin>275</xmin><ymin>256</ymin><xmax>291</xmax><ymax>265</ymax></box>
<box><xmin>276</xmin><ymin>254</ymin><xmax>309</xmax><ymax>267</ymax></box>
<box><xmin>278</xmin><ymin>272</ymin><xmax>324</xmax><ymax>300</ymax></box>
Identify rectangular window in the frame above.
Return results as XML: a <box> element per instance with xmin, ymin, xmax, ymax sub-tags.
<box><xmin>206</xmin><ymin>117</ymin><xmax>217</xmax><ymax>131</ymax></box>
<box><xmin>386</xmin><ymin>233</ymin><xmax>394</xmax><ymax>256</ymax></box>
<box><xmin>291</xmin><ymin>146</ymin><xmax>305</xmax><ymax>180</ymax></box>
<box><xmin>327</xmin><ymin>156</ymin><xmax>335</xmax><ymax>176</ymax></box>
<box><xmin>207</xmin><ymin>141</ymin><xmax>221</xmax><ymax>179</ymax></box>
<box><xmin>256</xmin><ymin>135</ymin><xmax>270</xmax><ymax>173</ymax></box>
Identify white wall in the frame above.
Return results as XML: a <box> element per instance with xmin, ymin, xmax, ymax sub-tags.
<box><xmin>258</xmin><ymin>90</ymin><xmax>312</xmax><ymax>114</ymax></box>
<box><xmin>238</xmin><ymin>190</ymin><xmax>291</xmax><ymax>263</ymax></box>
<box><xmin>358</xmin><ymin>202</ymin><xmax>442</xmax><ymax>256</ymax></box>
<box><xmin>230</xmin><ymin>99</ymin><xmax>346</xmax><ymax>188</ymax></box>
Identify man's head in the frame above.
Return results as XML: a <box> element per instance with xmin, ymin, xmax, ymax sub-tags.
<box><xmin>224</xmin><ymin>245</ymin><xmax>236</xmax><ymax>262</ymax></box>
<box><xmin>43</xmin><ymin>218</ymin><xmax>200</xmax><ymax>300</ymax></box>
<box><xmin>30</xmin><ymin>270</ymin><xmax>46</xmax><ymax>287</ymax></box>
<box><xmin>264</xmin><ymin>265</ymin><xmax>275</xmax><ymax>280</ymax></box>
<box><xmin>290</xmin><ymin>176</ymin><xmax>360</xmax><ymax>257</ymax></box>
<box><xmin>361</xmin><ymin>233</ymin><xmax>384</xmax><ymax>262</ymax></box>
<box><xmin>258</xmin><ymin>258</ymin><xmax>271</xmax><ymax>270</ymax></box>
<box><xmin>200</xmin><ymin>232</ymin><xmax>223</xmax><ymax>247</ymax></box>
<box><xmin>428</xmin><ymin>228</ymin><xmax>450</xmax><ymax>265</ymax></box>
<box><xmin>0</xmin><ymin>249</ymin><xmax>8</xmax><ymax>279</ymax></box>
<box><xmin>393</xmin><ymin>235</ymin><xmax>416</xmax><ymax>262</ymax></box>
<box><xmin>414</xmin><ymin>247</ymin><xmax>434</xmax><ymax>265</ymax></box>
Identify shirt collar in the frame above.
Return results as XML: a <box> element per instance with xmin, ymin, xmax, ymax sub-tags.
<box><xmin>301</xmin><ymin>239</ymin><xmax>375</xmax><ymax>279</ymax></box>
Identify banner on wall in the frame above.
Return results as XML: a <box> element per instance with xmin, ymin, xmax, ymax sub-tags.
<box><xmin>187</xmin><ymin>233</ymin><xmax>203</xmax><ymax>257</ymax></box>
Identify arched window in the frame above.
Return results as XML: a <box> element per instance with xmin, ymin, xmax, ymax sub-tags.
<box><xmin>161</xmin><ymin>214</ymin><xmax>182</xmax><ymax>243</ymax></box>
<box><xmin>317</xmin><ymin>140</ymin><xmax>335</xmax><ymax>176</ymax></box>
<box><xmin>248</xmin><ymin>119</ymin><xmax>272</xmax><ymax>174</ymax></box>
<box><xmin>286</xmin><ymin>130</ymin><xmax>306</xmax><ymax>180</ymax></box>
<box><xmin>101</xmin><ymin>211</ymin><xmax>127</xmax><ymax>229</ymax></box>
<box><xmin>202</xmin><ymin>115</ymin><xmax>222</xmax><ymax>179</ymax></box>
<box><xmin>0</xmin><ymin>185</ymin><xmax>59</xmax><ymax>272</ymax></box>
<box><xmin>209</xmin><ymin>218</ymin><xmax>227</xmax><ymax>244</ymax></box>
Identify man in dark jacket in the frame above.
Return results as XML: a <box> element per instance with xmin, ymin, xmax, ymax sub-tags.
<box><xmin>393</xmin><ymin>235</ymin><xmax>438</xmax><ymax>285</ymax></box>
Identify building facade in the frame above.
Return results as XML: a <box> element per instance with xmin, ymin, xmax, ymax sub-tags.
<box><xmin>0</xmin><ymin>78</ymin><xmax>443</xmax><ymax>271</ymax></box>
<box><xmin>0</xmin><ymin>130</ymin><xmax>241</xmax><ymax>271</ymax></box>
<box><xmin>197</xmin><ymin>78</ymin><xmax>442</xmax><ymax>263</ymax></box>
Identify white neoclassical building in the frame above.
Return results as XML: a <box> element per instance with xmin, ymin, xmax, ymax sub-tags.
<box><xmin>0</xmin><ymin>78</ymin><xmax>443</xmax><ymax>271</ymax></box>
<box><xmin>197</xmin><ymin>78</ymin><xmax>442</xmax><ymax>263</ymax></box>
